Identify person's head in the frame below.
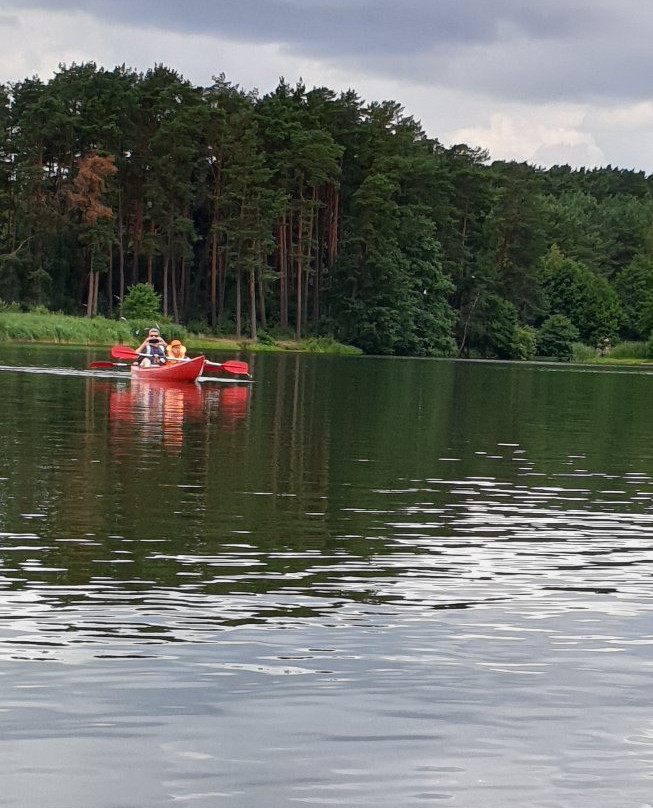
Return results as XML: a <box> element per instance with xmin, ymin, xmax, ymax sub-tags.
<box><xmin>148</xmin><ymin>328</ymin><xmax>160</xmax><ymax>339</ymax></box>
<box><xmin>169</xmin><ymin>339</ymin><xmax>183</xmax><ymax>356</ymax></box>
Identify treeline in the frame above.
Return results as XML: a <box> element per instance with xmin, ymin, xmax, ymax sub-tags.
<box><xmin>2</xmin><ymin>62</ymin><xmax>653</xmax><ymax>357</ymax></box>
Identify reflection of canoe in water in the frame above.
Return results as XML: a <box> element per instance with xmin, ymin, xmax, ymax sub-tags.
<box><xmin>108</xmin><ymin>378</ymin><xmax>249</xmax><ymax>449</ymax></box>
<box><xmin>111</xmin><ymin>382</ymin><xmax>204</xmax><ymax>423</ymax></box>
<box><xmin>130</xmin><ymin>355</ymin><xmax>205</xmax><ymax>383</ymax></box>
<box><xmin>110</xmin><ymin>381</ymin><xmax>205</xmax><ymax>451</ymax></box>
<box><xmin>219</xmin><ymin>385</ymin><xmax>249</xmax><ymax>419</ymax></box>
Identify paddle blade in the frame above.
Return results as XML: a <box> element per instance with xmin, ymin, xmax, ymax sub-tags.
<box><xmin>222</xmin><ymin>360</ymin><xmax>250</xmax><ymax>375</ymax></box>
<box><xmin>90</xmin><ymin>360</ymin><xmax>120</xmax><ymax>368</ymax></box>
<box><xmin>205</xmin><ymin>359</ymin><xmax>250</xmax><ymax>375</ymax></box>
<box><xmin>111</xmin><ymin>345</ymin><xmax>138</xmax><ymax>360</ymax></box>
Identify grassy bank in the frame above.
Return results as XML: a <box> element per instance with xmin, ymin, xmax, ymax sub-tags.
<box><xmin>569</xmin><ymin>340</ymin><xmax>650</xmax><ymax>365</ymax></box>
<box><xmin>4</xmin><ymin>310</ymin><xmax>650</xmax><ymax>363</ymax></box>
<box><xmin>0</xmin><ymin>311</ymin><xmax>362</xmax><ymax>355</ymax></box>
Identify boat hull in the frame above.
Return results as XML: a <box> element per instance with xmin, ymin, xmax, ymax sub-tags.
<box><xmin>130</xmin><ymin>355</ymin><xmax>205</xmax><ymax>383</ymax></box>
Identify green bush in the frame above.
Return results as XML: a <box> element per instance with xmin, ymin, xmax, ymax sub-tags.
<box><xmin>512</xmin><ymin>326</ymin><xmax>537</xmax><ymax>360</ymax></box>
<box><xmin>472</xmin><ymin>295</ymin><xmax>519</xmax><ymax>359</ymax></box>
<box><xmin>120</xmin><ymin>283</ymin><xmax>161</xmax><ymax>321</ymax></box>
<box><xmin>537</xmin><ymin>314</ymin><xmax>579</xmax><ymax>359</ymax></box>
<box><xmin>0</xmin><ymin>299</ymin><xmax>23</xmax><ymax>313</ymax></box>
<box><xmin>127</xmin><ymin>318</ymin><xmax>188</xmax><ymax>343</ymax></box>
<box><xmin>257</xmin><ymin>330</ymin><xmax>277</xmax><ymax>347</ymax></box>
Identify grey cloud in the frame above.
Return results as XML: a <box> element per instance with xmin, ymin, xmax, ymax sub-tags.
<box><xmin>14</xmin><ymin>0</ymin><xmax>608</xmax><ymax>51</ymax></box>
<box><xmin>11</xmin><ymin>0</ymin><xmax>652</xmax><ymax>103</ymax></box>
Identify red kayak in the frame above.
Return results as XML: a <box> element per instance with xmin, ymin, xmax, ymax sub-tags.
<box><xmin>130</xmin><ymin>355</ymin><xmax>205</xmax><ymax>383</ymax></box>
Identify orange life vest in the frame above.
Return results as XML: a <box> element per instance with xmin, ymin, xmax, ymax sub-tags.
<box><xmin>166</xmin><ymin>342</ymin><xmax>187</xmax><ymax>360</ymax></box>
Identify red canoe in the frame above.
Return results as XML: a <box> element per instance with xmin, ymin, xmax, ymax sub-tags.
<box><xmin>130</xmin><ymin>355</ymin><xmax>205</xmax><ymax>383</ymax></box>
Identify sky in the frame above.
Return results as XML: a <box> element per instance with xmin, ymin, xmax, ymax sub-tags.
<box><xmin>1</xmin><ymin>0</ymin><xmax>653</xmax><ymax>173</ymax></box>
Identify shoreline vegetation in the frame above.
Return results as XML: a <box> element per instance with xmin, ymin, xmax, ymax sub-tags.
<box><xmin>1</xmin><ymin>309</ymin><xmax>650</xmax><ymax>365</ymax></box>
<box><xmin>0</xmin><ymin>310</ymin><xmax>362</xmax><ymax>355</ymax></box>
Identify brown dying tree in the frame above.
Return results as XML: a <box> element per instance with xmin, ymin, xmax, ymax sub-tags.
<box><xmin>69</xmin><ymin>152</ymin><xmax>118</xmax><ymax>315</ymax></box>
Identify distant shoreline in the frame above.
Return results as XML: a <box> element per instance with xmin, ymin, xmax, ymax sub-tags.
<box><xmin>0</xmin><ymin>311</ymin><xmax>362</xmax><ymax>355</ymax></box>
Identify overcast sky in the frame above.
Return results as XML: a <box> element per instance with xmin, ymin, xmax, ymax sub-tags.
<box><xmin>1</xmin><ymin>0</ymin><xmax>652</xmax><ymax>172</ymax></box>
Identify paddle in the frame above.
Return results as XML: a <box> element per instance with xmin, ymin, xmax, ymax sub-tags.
<box><xmin>111</xmin><ymin>345</ymin><xmax>249</xmax><ymax>375</ymax></box>
<box><xmin>89</xmin><ymin>360</ymin><xmax>130</xmax><ymax>368</ymax></box>
<box><xmin>111</xmin><ymin>345</ymin><xmax>154</xmax><ymax>360</ymax></box>
<box><xmin>204</xmin><ymin>359</ymin><xmax>250</xmax><ymax>376</ymax></box>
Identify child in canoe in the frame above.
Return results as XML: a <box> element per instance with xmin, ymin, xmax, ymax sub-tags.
<box><xmin>166</xmin><ymin>339</ymin><xmax>187</xmax><ymax>361</ymax></box>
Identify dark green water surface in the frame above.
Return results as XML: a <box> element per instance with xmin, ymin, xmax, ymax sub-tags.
<box><xmin>2</xmin><ymin>345</ymin><xmax>653</xmax><ymax>806</ymax></box>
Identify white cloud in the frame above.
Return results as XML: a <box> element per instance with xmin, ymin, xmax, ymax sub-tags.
<box><xmin>588</xmin><ymin>101</ymin><xmax>653</xmax><ymax>132</ymax></box>
<box><xmin>449</xmin><ymin>108</ymin><xmax>606</xmax><ymax>168</ymax></box>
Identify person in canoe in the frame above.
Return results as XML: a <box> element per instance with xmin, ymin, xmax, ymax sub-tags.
<box><xmin>135</xmin><ymin>327</ymin><xmax>168</xmax><ymax>367</ymax></box>
<box><xmin>166</xmin><ymin>339</ymin><xmax>187</xmax><ymax>361</ymax></box>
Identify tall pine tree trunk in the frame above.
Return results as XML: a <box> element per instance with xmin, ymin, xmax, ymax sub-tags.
<box><xmin>235</xmin><ymin>266</ymin><xmax>242</xmax><ymax>340</ymax></box>
<box><xmin>257</xmin><ymin>259</ymin><xmax>267</xmax><ymax>331</ymax></box>
<box><xmin>219</xmin><ymin>246</ymin><xmax>227</xmax><ymax>318</ymax></box>
<box><xmin>210</xmin><ymin>169</ymin><xmax>223</xmax><ymax>327</ymax></box>
<box><xmin>303</xmin><ymin>186</ymin><xmax>316</xmax><ymax>328</ymax></box>
<box><xmin>85</xmin><ymin>250</ymin><xmax>93</xmax><ymax>317</ymax></box>
<box><xmin>279</xmin><ymin>216</ymin><xmax>288</xmax><ymax>330</ymax></box>
<box><xmin>171</xmin><ymin>253</ymin><xmax>179</xmax><ymax>323</ymax></box>
<box><xmin>86</xmin><ymin>255</ymin><xmax>99</xmax><ymax>318</ymax></box>
<box><xmin>295</xmin><ymin>201</ymin><xmax>303</xmax><ymax>340</ymax></box>
<box><xmin>93</xmin><ymin>268</ymin><xmax>99</xmax><ymax>317</ymax></box>
<box><xmin>249</xmin><ymin>260</ymin><xmax>257</xmax><ymax>341</ymax></box>
<box><xmin>328</xmin><ymin>185</ymin><xmax>339</xmax><ymax>268</ymax></box>
<box><xmin>131</xmin><ymin>203</ymin><xmax>143</xmax><ymax>285</ymax></box>
<box><xmin>146</xmin><ymin>220</ymin><xmax>154</xmax><ymax>285</ymax></box>
<box><xmin>117</xmin><ymin>191</ymin><xmax>125</xmax><ymax>311</ymax></box>
<box><xmin>163</xmin><ymin>251</ymin><xmax>169</xmax><ymax>317</ymax></box>
<box><xmin>182</xmin><ymin>256</ymin><xmax>190</xmax><ymax>322</ymax></box>
<box><xmin>313</xmin><ymin>209</ymin><xmax>321</xmax><ymax>326</ymax></box>
<box><xmin>107</xmin><ymin>243</ymin><xmax>113</xmax><ymax>316</ymax></box>
<box><xmin>210</xmin><ymin>228</ymin><xmax>218</xmax><ymax>327</ymax></box>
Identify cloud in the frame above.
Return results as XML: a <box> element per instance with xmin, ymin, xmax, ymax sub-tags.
<box><xmin>15</xmin><ymin>0</ymin><xmax>596</xmax><ymax>47</ymax></box>
<box><xmin>11</xmin><ymin>0</ymin><xmax>648</xmax><ymax>104</ymax></box>
<box><xmin>450</xmin><ymin>109</ymin><xmax>606</xmax><ymax>167</ymax></box>
<box><xmin>2</xmin><ymin>1</ymin><xmax>653</xmax><ymax>172</ymax></box>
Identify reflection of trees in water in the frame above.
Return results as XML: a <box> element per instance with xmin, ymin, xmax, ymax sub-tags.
<box><xmin>79</xmin><ymin>357</ymin><xmax>441</xmax><ymax>609</ymax></box>
<box><xmin>2</xmin><ymin>357</ymin><xmax>343</xmax><ymax>619</ymax></box>
<box><xmin>10</xmin><ymin>357</ymin><xmax>653</xmax><ymax>629</ymax></box>
<box><xmin>0</xmin><ymin>360</ymin><xmax>323</xmax><ymax>623</ymax></box>
<box><xmin>1</xmin><ymin>376</ymin><xmax>253</xmax><ymax>589</ymax></box>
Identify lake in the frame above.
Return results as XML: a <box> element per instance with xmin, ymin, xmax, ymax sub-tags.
<box><xmin>1</xmin><ymin>345</ymin><xmax>653</xmax><ymax>807</ymax></box>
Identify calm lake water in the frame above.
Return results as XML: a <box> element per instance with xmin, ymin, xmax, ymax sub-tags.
<box><xmin>1</xmin><ymin>345</ymin><xmax>653</xmax><ymax>807</ymax></box>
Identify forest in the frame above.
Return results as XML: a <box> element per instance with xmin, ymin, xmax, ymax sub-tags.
<box><xmin>1</xmin><ymin>61</ymin><xmax>653</xmax><ymax>358</ymax></box>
